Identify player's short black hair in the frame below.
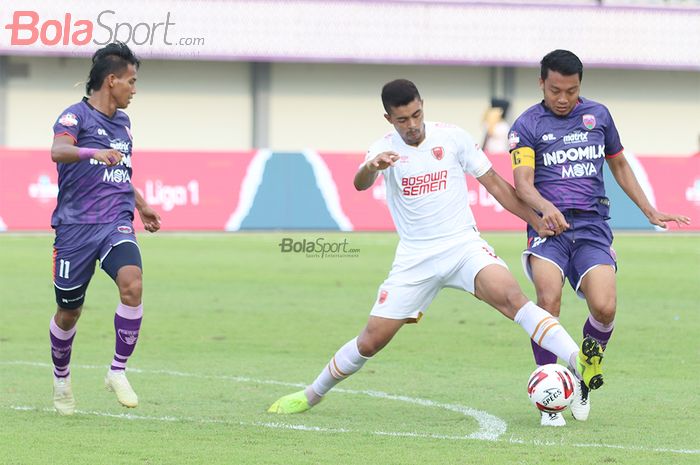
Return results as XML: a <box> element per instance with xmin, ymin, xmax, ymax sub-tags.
<box><xmin>540</xmin><ymin>49</ymin><xmax>583</xmax><ymax>81</ymax></box>
<box><xmin>86</xmin><ymin>42</ymin><xmax>140</xmax><ymax>95</ymax></box>
<box><xmin>381</xmin><ymin>79</ymin><xmax>421</xmax><ymax>114</ymax></box>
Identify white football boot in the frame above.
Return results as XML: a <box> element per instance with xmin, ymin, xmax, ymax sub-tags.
<box><xmin>541</xmin><ymin>411</ymin><xmax>566</xmax><ymax>427</ymax></box>
<box><xmin>53</xmin><ymin>375</ymin><xmax>76</xmax><ymax>416</ymax></box>
<box><xmin>105</xmin><ymin>370</ymin><xmax>138</xmax><ymax>408</ymax></box>
<box><xmin>570</xmin><ymin>379</ymin><xmax>590</xmax><ymax>421</ymax></box>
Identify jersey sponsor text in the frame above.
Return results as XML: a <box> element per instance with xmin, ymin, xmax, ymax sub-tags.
<box><xmin>543</xmin><ymin>145</ymin><xmax>605</xmax><ymax>167</ymax></box>
<box><xmin>401</xmin><ymin>170</ymin><xmax>448</xmax><ymax>196</ymax></box>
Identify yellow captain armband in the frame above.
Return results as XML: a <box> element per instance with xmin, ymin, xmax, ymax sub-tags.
<box><xmin>511</xmin><ymin>147</ymin><xmax>535</xmax><ymax>169</ymax></box>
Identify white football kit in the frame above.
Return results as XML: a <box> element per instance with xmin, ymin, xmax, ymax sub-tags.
<box><xmin>366</xmin><ymin>122</ymin><xmax>507</xmax><ymax>321</ymax></box>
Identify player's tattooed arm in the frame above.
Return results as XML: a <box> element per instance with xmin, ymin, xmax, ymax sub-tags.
<box><xmin>477</xmin><ymin>168</ymin><xmax>554</xmax><ymax>238</ymax></box>
<box><xmin>354</xmin><ymin>151</ymin><xmax>400</xmax><ymax>191</ymax></box>
<box><xmin>134</xmin><ymin>187</ymin><xmax>161</xmax><ymax>233</ymax></box>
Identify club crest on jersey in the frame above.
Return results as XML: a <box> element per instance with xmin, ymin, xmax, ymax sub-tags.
<box><xmin>117</xmin><ymin>225</ymin><xmax>133</xmax><ymax>234</ymax></box>
<box><xmin>378</xmin><ymin>289</ymin><xmax>388</xmax><ymax>304</ymax></box>
<box><xmin>582</xmin><ymin>114</ymin><xmax>596</xmax><ymax>130</ymax></box>
<box><xmin>58</xmin><ymin>113</ymin><xmax>78</xmax><ymax>127</ymax></box>
<box><xmin>125</xmin><ymin>126</ymin><xmax>133</xmax><ymax>141</ymax></box>
<box><xmin>431</xmin><ymin>146</ymin><xmax>444</xmax><ymax>161</ymax></box>
<box><xmin>508</xmin><ymin>131</ymin><xmax>520</xmax><ymax>149</ymax></box>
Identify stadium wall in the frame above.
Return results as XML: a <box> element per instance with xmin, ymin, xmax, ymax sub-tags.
<box><xmin>3</xmin><ymin>57</ymin><xmax>252</xmax><ymax>150</ymax></box>
<box><xmin>2</xmin><ymin>57</ymin><xmax>699</xmax><ymax>154</ymax></box>
<box><xmin>1</xmin><ymin>148</ymin><xmax>697</xmax><ymax>232</ymax></box>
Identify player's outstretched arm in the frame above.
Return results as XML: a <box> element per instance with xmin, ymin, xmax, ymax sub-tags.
<box><xmin>51</xmin><ymin>135</ymin><xmax>122</xmax><ymax>166</ymax></box>
<box><xmin>134</xmin><ymin>188</ymin><xmax>161</xmax><ymax>233</ymax></box>
<box><xmin>354</xmin><ymin>151</ymin><xmax>400</xmax><ymax>191</ymax></box>
<box><xmin>477</xmin><ymin>168</ymin><xmax>554</xmax><ymax>238</ymax></box>
<box><xmin>513</xmin><ymin>164</ymin><xmax>569</xmax><ymax>234</ymax></box>
<box><xmin>607</xmin><ymin>154</ymin><xmax>691</xmax><ymax>229</ymax></box>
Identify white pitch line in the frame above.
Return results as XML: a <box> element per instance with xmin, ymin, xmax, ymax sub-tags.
<box><xmin>2</xmin><ymin>361</ymin><xmax>698</xmax><ymax>455</ymax></box>
<box><xmin>6</xmin><ymin>405</ymin><xmax>698</xmax><ymax>456</ymax></box>
<box><xmin>1</xmin><ymin>360</ymin><xmax>505</xmax><ymax>441</ymax></box>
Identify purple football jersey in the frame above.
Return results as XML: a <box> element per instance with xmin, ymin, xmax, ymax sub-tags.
<box><xmin>51</xmin><ymin>97</ymin><xmax>135</xmax><ymax>227</ymax></box>
<box><xmin>509</xmin><ymin>97</ymin><xmax>623</xmax><ymax>216</ymax></box>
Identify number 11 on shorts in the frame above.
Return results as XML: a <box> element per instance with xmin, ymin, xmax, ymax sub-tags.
<box><xmin>58</xmin><ymin>259</ymin><xmax>71</xmax><ymax>279</ymax></box>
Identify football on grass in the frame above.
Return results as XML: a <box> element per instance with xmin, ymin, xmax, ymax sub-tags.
<box><xmin>527</xmin><ymin>363</ymin><xmax>575</xmax><ymax>413</ymax></box>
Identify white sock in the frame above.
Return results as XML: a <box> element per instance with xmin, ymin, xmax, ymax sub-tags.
<box><xmin>514</xmin><ymin>302</ymin><xmax>579</xmax><ymax>368</ymax></box>
<box><xmin>308</xmin><ymin>337</ymin><xmax>369</xmax><ymax>404</ymax></box>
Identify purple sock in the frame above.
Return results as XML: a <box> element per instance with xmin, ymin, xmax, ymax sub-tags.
<box><xmin>50</xmin><ymin>317</ymin><xmax>76</xmax><ymax>378</ymax></box>
<box><xmin>530</xmin><ymin>338</ymin><xmax>558</xmax><ymax>366</ymax></box>
<box><xmin>583</xmin><ymin>314</ymin><xmax>614</xmax><ymax>349</ymax></box>
<box><xmin>111</xmin><ymin>303</ymin><xmax>143</xmax><ymax>371</ymax></box>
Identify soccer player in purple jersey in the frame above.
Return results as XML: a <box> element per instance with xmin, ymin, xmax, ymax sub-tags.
<box><xmin>49</xmin><ymin>42</ymin><xmax>161</xmax><ymax>415</ymax></box>
<box><xmin>510</xmin><ymin>50</ymin><xmax>691</xmax><ymax>426</ymax></box>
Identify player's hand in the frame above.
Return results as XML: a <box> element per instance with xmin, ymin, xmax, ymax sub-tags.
<box><xmin>534</xmin><ymin>218</ymin><xmax>556</xmax><ymax>238</ymax></box>
<box><xmin>366</xmin><ymin>151</ymin><xmax>400</xmax><ymax>172</ymax></box>
<box><xmin>540</xmin><ymin>203</ymin><xmax>569</xmax><ymax>234</ymax></box>
<box><xmin>93</xmin><ymin>149</ymin><xmax>123</xmax><ymax>167</ymax></box>
<box><xmin>647</xmin><ymin>210</ymin><xmax>691</xmax><ymax>229</ymax></box>
<box><xmin>138</xmin><ymin>206</ymin><xmax>162</xmax><ymax>233</ymax></box>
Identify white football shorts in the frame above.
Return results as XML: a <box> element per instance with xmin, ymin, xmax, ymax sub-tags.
<box><xmin>369</xmin><ymin>236</ymin><xmax>507</xmax><ymax>322</ymax></box>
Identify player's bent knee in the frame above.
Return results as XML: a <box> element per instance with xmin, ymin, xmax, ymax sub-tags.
<box><xmin>118</xmin><ymin>274</ymin><xmax>143</xmax><ymax>306</ymax></box>
<box><xmin>357</xmin><ymin>338</ymin><xmax>378</xmax><ymax>357</ymax></box>
<box><xmin>506</xmin><ymin>290</ymin><xmax>529</xmax><ymax>310</ymax></box>
<box><xmin>591</xmin><ymin>303</ymin><xmax>616</xmax><ymax>325</ymax></box>
<box><xmin>56</xmin><ymin>307</ymin><xmax>82</xmax><ymax>327</ymax></box>
<box><xmin>357</xmin><ymin>333</ymin><xmax>391</xmax><ymax>357</ymax></box>
<box><xmin>537</xmin><ymin>295</ymin><xmax>562</xmax><ymax>315</ymax></box>
<box><xmin>493</xmin><ymin>289</ymin><xmax>528</xmax><ymax>318</ymax></box>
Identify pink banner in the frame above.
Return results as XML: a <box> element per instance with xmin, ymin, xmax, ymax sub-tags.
<box><xmin>637</xmin><ymin>154</ymin><xmax>700</xmax><ymax>219</ymax></box>
<box><xmin>0</xmin><ymin>148</ymin><xmax>255</xmax><ymax>231</ymax></box>
<box><xmin>0</xmin><ymin>148</ymin><xmax>697</xmax><ymax>231</ymax></box>
<box><xmin>0</xmin><ymin>149</ymin><xmax>57</xmax><ymax>230</ymax></box>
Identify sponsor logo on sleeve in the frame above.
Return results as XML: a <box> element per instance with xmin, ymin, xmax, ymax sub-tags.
<box><xmin>58</xmin><ymin>113</ymin><xmax>78</xmax><ymax>127</ymax></box>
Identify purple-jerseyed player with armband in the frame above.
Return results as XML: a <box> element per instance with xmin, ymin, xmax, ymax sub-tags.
<box><xmin>510</xmin><ymin>50</ymin><xmax>691</xmax><ymax>427</ymax></box>
<box><xmin>49</xmin><ymin>42</ymin><xmax>161</xmax><ymax>415</ymax></box>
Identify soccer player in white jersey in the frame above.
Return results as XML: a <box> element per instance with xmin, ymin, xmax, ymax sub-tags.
<box><xmin>268</xmin><ymin>79</ymin><xmax>604</xmax><ymax>416</ymax></box>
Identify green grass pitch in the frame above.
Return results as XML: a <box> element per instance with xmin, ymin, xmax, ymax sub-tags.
<box><xmin>1</xmin><ymin>232</ymin><xmax>698</xmax><ymax>464</ymax></box>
